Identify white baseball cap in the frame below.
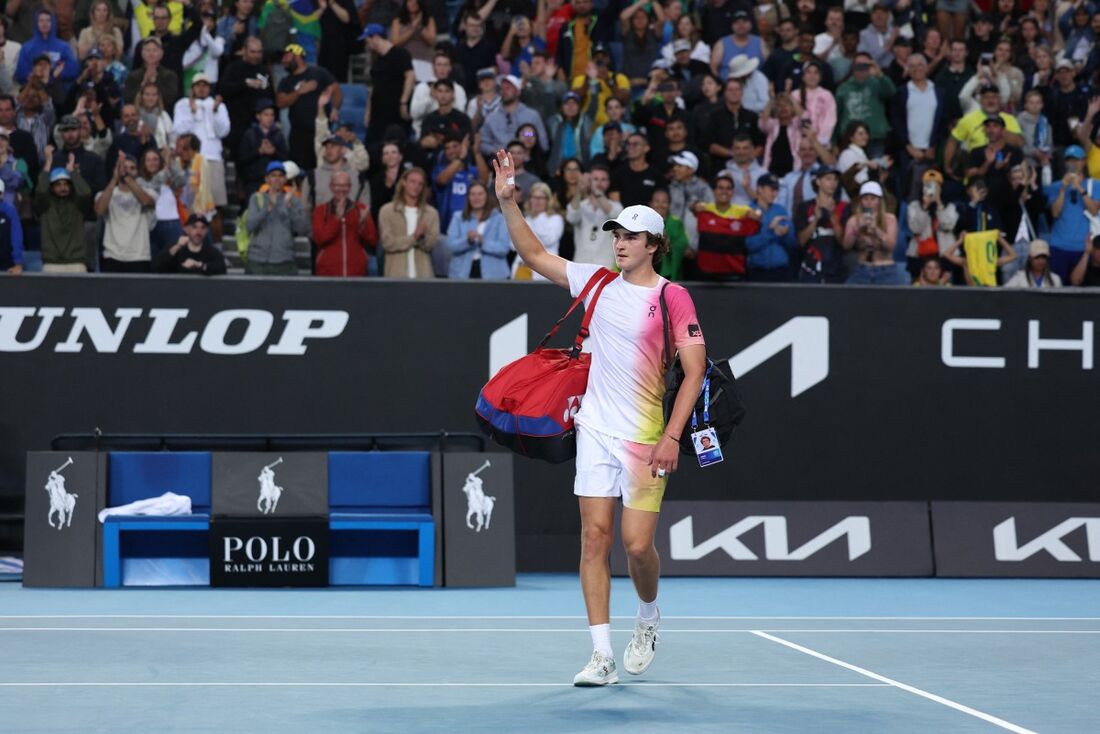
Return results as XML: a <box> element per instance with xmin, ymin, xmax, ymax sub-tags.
<box><xmin>499</xmin><ymin>74</ymin><xmax>522</xmax><ymax>90</ymax></box>
<box><xmin>859</xmin><ymin>180</ymin><xmax>884</xmax><ymax>198</ymax></box>
<box><xmin>283</xmin><ymin>160</ymin><xmax>301</xmax><ymax>180</ymax></box>
<box><xmin>669</xmin><ymin>151</ymin><xmax>699</xmax><ymax>171</ymax></box>
<box><xmin>602</xmin><ymin>205</ymin><xmax>665</xmax><ymax>236</ymax></box>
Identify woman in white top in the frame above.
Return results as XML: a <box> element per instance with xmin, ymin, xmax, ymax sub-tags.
<box><xmin>141</xmin><ymin>147</ymin><xmax>188</xmax><ymax>260</ymax></box>
<box><xmin>837</xmin><ymin>121</ymin><xmax>890</xmax><ymax>198</ymax></box>
<box><xmin>77</xmin><ymin>0</ymin><xmax>125</xmax><ymax>61</ymax></box>
<box><xmin>516</xmin><ymin>182</ymin><xmax>564</xmax><ymax>280</ymax></box>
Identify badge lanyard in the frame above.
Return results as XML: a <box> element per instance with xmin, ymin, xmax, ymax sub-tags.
<box><xmin>690</xmin><ymin>364</ymin><xmax>713</xmax><ymax>432</ymax></box>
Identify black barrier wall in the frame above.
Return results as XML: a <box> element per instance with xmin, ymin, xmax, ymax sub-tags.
<box><xmin>3</xmin><ymin>276</ymin><xmax>1099</xmax><ymax>571</ymax></box>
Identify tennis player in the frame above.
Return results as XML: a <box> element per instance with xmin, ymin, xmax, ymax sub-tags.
<box><xmin>493</xmin><ymin>150</ymin><xmax>707</xmax><ymax>686</ymax></box>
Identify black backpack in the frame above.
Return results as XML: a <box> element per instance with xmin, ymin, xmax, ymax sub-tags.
<box><xmin>660</xmin><ymin>283</ymin><xmax>746</xmax><ymax>456</ymax></box>
<box><xmin>261</xmin><ymin>5</ymin><xmax>293</xmax><ymax>57</ymax></box>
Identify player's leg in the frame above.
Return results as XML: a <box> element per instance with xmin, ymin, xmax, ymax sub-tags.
<box><xmin>621</xmin><ymin>506</ymin><xmax>660</xmax><ymax>609</ymax></box>
<box><xmin>572</xmin><ymin>426</ymin><xmax>622</xmax><ymax>686</ymax></box>
<box><xmin>618</xmin><ymin>439</ymin><xmax>668</xmax><ymax>675</ymax></box>
<box><xmin>574</xmin><ymin>495</ymin><xmax>618</xmax><ymax>686</ymax></box>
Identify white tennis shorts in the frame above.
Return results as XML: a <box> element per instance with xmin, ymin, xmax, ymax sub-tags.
<box><xmin>574</xmin><ymin>425</ymin><xmax>667</xmax><ymax>513</ymax></box>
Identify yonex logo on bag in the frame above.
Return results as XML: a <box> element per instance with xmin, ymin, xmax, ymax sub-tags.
<box><xmin>563</xmin><ymin>395</ymin><xmax>583</xmax><ymax>423</ymax></box>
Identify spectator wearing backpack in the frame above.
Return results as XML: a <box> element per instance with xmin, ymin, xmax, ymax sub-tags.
<box><xmin>244</xmin><ymin>161</ymin><xmax>310</xmax><ymax>275</ymax></box>
<box><xmin>276</xmin><ymin>42</ymin><xmax>340</xmax><ymax>171</ymax></box>
<box><xmin>258</xmin><ymin>0</ymin><xmax>294</xmax><ymax>63</ymax></box>
<box><xmin>312</xmin><ymin>171</ymin><xmax>377</xmax><ymax>277</ymax></box>
<box><xmin>237</xmin><ymin>99</ymin><xmax>289</xmax><ymax>200</ymax></box>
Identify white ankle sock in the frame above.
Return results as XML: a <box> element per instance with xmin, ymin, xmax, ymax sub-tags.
<box><xmin>638</xmin><ymin>598</ymin><xmax>659</xmax><ymax>622</ymax></box>
<box><xmin>589</xmin><ymin>623</ymin><xmax>613</xmax><ymax>657</ymax></box>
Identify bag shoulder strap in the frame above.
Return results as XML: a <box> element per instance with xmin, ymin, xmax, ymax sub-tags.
<box><xmin>536</xmin><ymin>267</ymin><xmax>617</xmax><ymax>352</ymax></box>
<box><xmin>659</xmin><ymin>281</ymin><xmax>674</xmax><ymax>369</ymax></box>
<box><xmin>571</xmin><ymin>269</ymin><xmax>618</xmax><ymax>358</ymax></box>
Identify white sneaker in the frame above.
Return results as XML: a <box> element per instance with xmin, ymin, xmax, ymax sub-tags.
<box><xmin>623</xmin><ymin>612</ymin><xmax>660</xmax><ymax>675</ymax></box>
<box><xmin>573</xmin><ymin>650</ymin><xmax>619</xmax><ymax>686</ymax></box>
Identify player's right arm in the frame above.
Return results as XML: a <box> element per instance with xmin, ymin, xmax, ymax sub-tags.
<box><xmin>493</xmin><ymin>149</ymin><xmax>569</xmax><ymax>288</ymax></box>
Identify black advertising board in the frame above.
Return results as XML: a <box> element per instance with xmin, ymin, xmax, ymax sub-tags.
<box><xmin>441</xmin><ymin>452</ymin><xmax>515</xmax><ymax>587</ymax></box>
<box><xmin>211</xmin><ymin>452</ymin><xmax>328</xmax><ymax>518</ymax></box>
<box><xmin>3</xmin><ymin>276</ymin><xmax>1100</xmax><ymax>570</ymax></box>
<box><xmin>23</xmin><ymin>452</ymin><xmax>105</xmax><ymax>587</ymax></box>
<box><xmin>210</xmin><ymin>516</ymin><xmax>329</xmax><ymax>587</ymax></box>
<box><xmin>932</xmin><ymin>502</ymin><xmax>1100</xmax><ymax>578</ymax></box>
<box><xmin>610</xmin><ymin>501</ymin><xmax>933</xmax><ymax>577</ymax></box>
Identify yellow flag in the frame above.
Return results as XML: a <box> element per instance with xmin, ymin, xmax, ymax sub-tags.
<box><xmin>964</xmin><ymin>230</ymin><xmax>1000</xmax><ymax>287</ymax></box>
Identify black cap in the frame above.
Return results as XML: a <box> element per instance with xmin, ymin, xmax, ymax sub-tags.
<box><xmin>975</xmin><ymin>12</ymin><xmax>993</xmax><ymax>23</ymax></box>
<box><xmin>979</xmin><ymin>83</ymin><xmax>1000</xmax><ymax>95</ymax></box>
<box><xmin>322</xmin><ymin>134</ymin><xmax>345</xmax><ymax>145</ymax></box>
<box><xmin>757</xmin><ymin>174</ymin><xmax>780</xmax><ymax>189</ymax></box>
<box><xmin>185</xmin><ymin>214</ymin><xmax>209</xmax><ymax>227</ymax></box>
<box><xmin>603</xmin><ymin>122</ymin><xmax>622</xmax><ymax>132</ymax></box>
<box><xmin>983</xmin><ymin>114</ymin><xmax>1006</xmax><ymax>126</ymax></box>
<box><xmin>732</xmin><ymin>9</ymin><xmax>750</xmax><ymax>20</ymax></box>
<box><xmin>255</xmin><ymin>98</ymin><xmax>276</xmax><ymax>113</ymax></box>
<box><xmin>813</xmin><ymin>165</ymin><xmax>839</xmax><ymax>178</ymax></box>
<box><xmin>893</xmin><ymin>36</ymin><xmax>912</xmax><ymax>47</ymax></box>
<box><xmin>433</xmin><ymin>77</ymin><xmax>454</xmax><ymax>90</ymax></box>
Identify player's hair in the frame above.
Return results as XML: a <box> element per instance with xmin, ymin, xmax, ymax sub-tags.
<box><xmin>647</xmin><ymin>231</ymin><xmax>670</xmax><ymax>268</ymax></box>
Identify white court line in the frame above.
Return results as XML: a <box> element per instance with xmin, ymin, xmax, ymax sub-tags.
<box><xmin>2</xmin><ymin>615</ymin><xmax>1099</xmax><ymax>620</ymax></box>
<box><xmin>752</xmin><ymin>631</ymin><xmax>1037</xmax><ymax>734</ymax></box>
<box><xmin>0</xmin><ymin>682</ymin><xmax>890</xmax><ymax>688</ymax></box>
<box><xmin>1</xmin><ymin>627</ymin><xmax>1099</xmax><ymax>634</ymax></box>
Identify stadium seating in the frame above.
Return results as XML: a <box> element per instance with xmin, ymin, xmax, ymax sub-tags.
<box><xmin>339</xmin><ymin>84</ymin><xmax>369</xmax><ymax>142</ymax></box>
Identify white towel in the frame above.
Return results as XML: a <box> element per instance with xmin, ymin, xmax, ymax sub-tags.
<box><xmin>97</xmin><ymin>492</ymin><xmax>193</xmax><ymax>523</ymax></box>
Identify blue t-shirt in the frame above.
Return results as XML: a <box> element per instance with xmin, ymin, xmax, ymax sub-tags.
<box><xmin>1044</xmin><ymin>178</ymin><xmax>1100</xmax><ymax>252</ymax></box>
<box><xmin>432</xmin><ymin>157</ymin><xmax>479</xmax><ymax>230</ymax></box>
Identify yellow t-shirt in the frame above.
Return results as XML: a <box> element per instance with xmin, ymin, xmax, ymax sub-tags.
<box><xmin>963</xmin><ymin>230</ymin><xmax>1000</xmax><ymax>287</ymax></box>
<box><xmin>1087</xmin><ymin>143</ymin><xmax>1100</xmax><ymax>181</ymax></box>
<box><xmin>571</xmin><ymin>74</ymin><xmax>631</xmax><ymax>126</ymax></box>
<box><xmin>951</xmin><ymin>110</ymin><xmax>1023</xmax><ymax>151</ymax></box>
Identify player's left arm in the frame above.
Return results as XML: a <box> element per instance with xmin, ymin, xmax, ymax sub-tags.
<box><xmin>649</xmin><ymin>343</ymin><xmax>706</xmax><ymax>477</ymax></box>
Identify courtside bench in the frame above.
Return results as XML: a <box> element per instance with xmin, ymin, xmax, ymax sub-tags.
<box><xmin>328</xmin><ymin>451</ymin><xmax>437</xmax><ymax>587</ymax></box>
<box><xmin>102</xmin><ymin>452</ymin><xmax>212</xmax><ymax>587</ymax></box>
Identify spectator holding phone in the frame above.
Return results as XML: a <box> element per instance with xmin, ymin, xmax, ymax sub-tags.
<box><xmin>745</xmin><ymin>174</ymin><xmax>797</xmax><ymax>281</ymax></box>
<box><xmin>965</xmin><ymin>115</ymin><xmax>1023</xmax><ymax>225</ymax></box>
<box><xmin>843</xmin><ymin>181</ymin><xmax>905</xmax><ymax>285</ymax></box>
<box><xmin>1044</xmin><ymin>145</ymin><xmax>1100</xmax><ymax>280</ymax></box>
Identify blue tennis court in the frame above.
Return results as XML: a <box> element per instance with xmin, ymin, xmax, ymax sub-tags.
<box><xmin>2</xmin><ymin>575</ymin><xmax>1097</xmax><ymax>733</ymax></box>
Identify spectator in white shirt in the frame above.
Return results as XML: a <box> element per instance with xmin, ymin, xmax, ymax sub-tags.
<box><xmin>515</xmin><ymin>181</ymin><xmax>564</xmax><ymax>280</ymax></box>
<box><xmin>172</xmin><ymin>73</ymin><xmax>230</xmax><ymax>236</ymax></box>
<box><xmin>565</xmin><ymin>162</ymin><xmax>623</xmax><ymax>268</ymax></box>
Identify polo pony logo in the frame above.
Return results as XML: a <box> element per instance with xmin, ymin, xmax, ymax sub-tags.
<box><xmin>462</xmin><ymin>461</ymin><xmax>496</xmax><ymax>533</ymax></box>
<box><xmin>257</xmin><ymin>457</ymin><xmax>285</xmax><ymax>515</ymax></box>
<box><xmin>45</xmin><ymin>457</ymin><xmax>78</xmax><ymax>530</ymax></box>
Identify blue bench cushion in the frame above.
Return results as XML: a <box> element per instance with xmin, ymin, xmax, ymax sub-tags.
<box><xmin>328</xmin><ymin>452</ymin><xmax>431</xmax><ymax>512</ymax></box>
<box><xmin>108</xmin><ymin>452</ymin><xmax>212</xmax><ymax>510</ymax></box>
<box><xmin>330</xmin><ymin>512</ymin><xmax>433</xmax><ymax>525</ymax></box>
<box><xmin>103</xmin><ymin>514</ymin><xmax>211</xmax><ymax>524</ymax></box>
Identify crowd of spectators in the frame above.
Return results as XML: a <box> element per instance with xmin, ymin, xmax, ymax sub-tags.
<box><xmin>2</xmin><ymin>0</ymin><xmax>1100</xmax><ymax>287</ymax></box>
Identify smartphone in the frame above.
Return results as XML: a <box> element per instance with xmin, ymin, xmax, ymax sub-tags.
<box><xmin>980</xmin><ymin>52</ymin><xmax>993</xmax><ymax>63</ymax></box>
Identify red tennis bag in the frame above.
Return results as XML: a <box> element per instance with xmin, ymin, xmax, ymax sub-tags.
<box><xmin>475</xmin><ymin>268</ymin><xmax>618</xmax><ymax>463</ymax></box>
